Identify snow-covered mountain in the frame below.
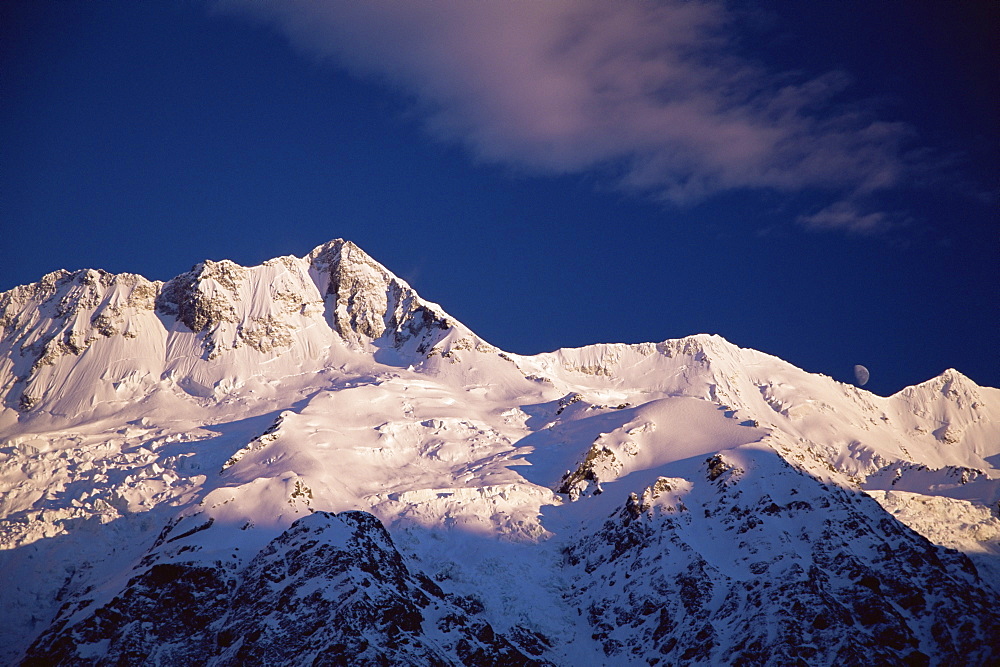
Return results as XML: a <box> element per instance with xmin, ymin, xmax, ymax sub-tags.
<box><xmin>1</xmin><ymin>239</ymin><xmax>997</xmax><ymax>666</ymax></box>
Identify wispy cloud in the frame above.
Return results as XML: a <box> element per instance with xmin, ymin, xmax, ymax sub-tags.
<box><xmin>797</xmin><ymin>201</ymin><xmax>900</xmax><ymax>235</ymax></box>
<box><xmin>214</xmin><ymin>0</ymin><xmax>917</xmax><ymax>231</ymax></box>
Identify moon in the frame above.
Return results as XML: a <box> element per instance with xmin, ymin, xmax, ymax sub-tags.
<box><xmin>853</xmin><ymin>364</ymin><xmax>870</xmax><ymax>386</ymax></box>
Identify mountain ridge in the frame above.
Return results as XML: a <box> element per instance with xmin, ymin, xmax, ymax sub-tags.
<box><xmin>1</xmin><ymin>239</ymin><xmax>997</xmax><ymax>665</ymax></box>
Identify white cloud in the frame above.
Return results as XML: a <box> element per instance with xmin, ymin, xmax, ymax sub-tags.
<box><xmin>797</xmin><ymin>201</ymin><xmax>896</xmax><ymax>234</ymax></box>
<box><xmin>215</xmin><ymin>0</ymin><xmax>916</xmax><ymax>227</ymax></box>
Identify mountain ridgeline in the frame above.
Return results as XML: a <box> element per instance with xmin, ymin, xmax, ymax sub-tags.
<box><xmin>1</xmin><ymin>239</ymin><xmax>997</xmax><ymax>665</ymax></box>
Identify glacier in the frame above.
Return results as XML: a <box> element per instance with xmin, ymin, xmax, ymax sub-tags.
<box><xmin>1</xmin><ymin>239</ymin><xmax>997</xmax><ymax>665</ymax></box>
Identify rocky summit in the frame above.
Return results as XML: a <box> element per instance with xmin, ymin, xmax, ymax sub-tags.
<box><xmin>1</xmin><ymin>240</ymin><xmax>998</xmax><ymax>665</ymax></box>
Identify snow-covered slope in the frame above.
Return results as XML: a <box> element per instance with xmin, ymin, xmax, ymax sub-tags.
<box><xmin>1</xmin><ymin>240</ymin><xmax>997</xmax><ymax>665</ymax></box>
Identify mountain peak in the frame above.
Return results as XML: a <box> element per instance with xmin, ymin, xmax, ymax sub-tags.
<box><xmin>0</xmin><ymin>240</ymin><xmax>472</xmax><ymax>417</ymax></box>
<box><xmin>306</xmin><ymin>238</ymin><xmax>457</xmax><ymax>353</ymax></box>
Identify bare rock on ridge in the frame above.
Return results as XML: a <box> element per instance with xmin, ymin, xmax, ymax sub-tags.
<box><xmin>22</xmin><ymin>510</ymin><xmax>541</xmax><ymax>666</ymax></box>
<box><xmin>308</xmin><ymin>239</ymin><xmax>453</xmax><ymax>354</ymax></box>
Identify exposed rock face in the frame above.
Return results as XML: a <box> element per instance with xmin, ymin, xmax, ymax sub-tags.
<box><xmin>1</xmin><ymin>269</ymin><xmax>159</xmax><ymax>368</ymax></box>
<box><xmin>558</xmin><ymin>441</ymin><xmax>619</xmax><ymax>500</ymax></box>
<box><xmin>22</xmin><ymin>561</ymin><xmax>235</xmax><ymax>667</ymax></box>
<box><xmin>155</xmin><ymin>257</ymin><xmax>311</xmax><ymax>360</ymax></box>
<box><xmin>563</xmin><ymin>450</ymin><xmax>999</xmax><ymax>666</ymax></box>
<box><xmin>0</xmin><ymin>269</ymin><xmax>161</xmax><ymax>410</ymax></box>
<box><xmin>156</xmin><ymin>260</ymin><xmax>246</xmax><ymax>335</ymax></box>
<box><xmin>308</xmin><ymin>239</ymin><xmax>452</xmax><ymax>354</ymax></box>
<box><xmin>22</xmin><ymin>511</ymin><xmax>540</xmax><ymax>666</ymax></box>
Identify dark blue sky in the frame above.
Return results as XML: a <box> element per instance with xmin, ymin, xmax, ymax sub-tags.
<box><xmin>2</xmin><ymin>1</ymin><xmax>997</xmax><ymax>395</ymax></box>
